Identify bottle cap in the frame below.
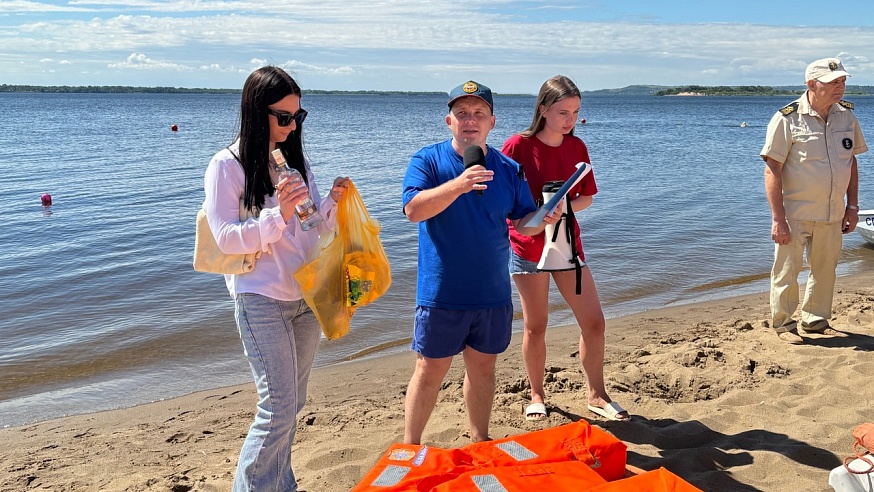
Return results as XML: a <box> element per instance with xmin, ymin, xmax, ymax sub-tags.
<box><xmin>270</xmin><ymin>149</ymin><xmax>286</xmax><ymax>166</ymax></box>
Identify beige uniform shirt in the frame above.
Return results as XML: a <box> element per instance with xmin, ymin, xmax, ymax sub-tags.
<box><xmin>760</xmin><ymin>92</ymin><xmax>867</xmax><ymax>222</ymax></box>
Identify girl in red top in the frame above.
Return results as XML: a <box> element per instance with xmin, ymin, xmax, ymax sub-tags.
<box><xmin>503</xmin><ymin>76</ymin><xmax>629</xmax><ymax>422</ymax></box>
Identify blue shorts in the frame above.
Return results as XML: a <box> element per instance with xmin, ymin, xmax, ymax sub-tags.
<box><xmin>412</xmin><ymin>305</ymin><xmax>514</xmax><ymax>358</ymax></box>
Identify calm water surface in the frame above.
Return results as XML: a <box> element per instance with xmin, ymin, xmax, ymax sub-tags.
<box><xmin>1</xmin><ymin>92</ymin><xmax>872</xmax><ymax>427</ymax></box>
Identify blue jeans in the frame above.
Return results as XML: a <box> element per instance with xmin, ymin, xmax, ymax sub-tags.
<box><xmin>233</xmin><ymin>294</ymin><xmax>322</xmax><ymax>492</ymax></box>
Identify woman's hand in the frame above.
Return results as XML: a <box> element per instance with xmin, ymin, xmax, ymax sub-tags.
<box><xmin>276</xmin><ymin>176</ymin><xmax>310</xmax><ymax>223</ymax></box>
<box><xmin>330</xmin><ymin>177</ymin><xmax>350</xmax><ymax>202</ymax></box>
<box><xmin>542</xmin><ymin>199</ymin><xmax>564</xmax><ymax>225</ymax></box>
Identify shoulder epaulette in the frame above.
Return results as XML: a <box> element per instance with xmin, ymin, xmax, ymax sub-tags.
<box><xmin>779</xmin><ymin>102</ymin><xmax>799</xmax><ymax>116</ymax></box>
<box><xmin>839</xmin><ymin>100</ymin><xmax>855</xmax><ymax>110</ymax></box>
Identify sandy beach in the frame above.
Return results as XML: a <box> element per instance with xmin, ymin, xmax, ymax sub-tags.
<box><xmin>3</xmin><ymin>270</ymin><xmax>874</xmax><ymax>491</ymax></box>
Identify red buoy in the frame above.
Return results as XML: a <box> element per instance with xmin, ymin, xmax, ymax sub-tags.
<box><xmin>171</xmin><ymin>124</ymin><xmax>178</xmax><ymax>132</ymax></box>
<box><xmin>41</xmin><ymin>193</ymin><xmax>52</xmax><ymax>206</ymax></box>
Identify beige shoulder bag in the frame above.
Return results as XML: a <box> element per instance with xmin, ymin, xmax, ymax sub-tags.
<box><xmin>193</xmin><ymin>201</ymin><xmax>261</xmax><ymax>274</ymax></box>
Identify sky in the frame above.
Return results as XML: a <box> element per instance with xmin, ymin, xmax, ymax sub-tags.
<box><xmin>1</xmin><ymin>0</ymin><xmax>872</xmax><ymax>93</ymax></box>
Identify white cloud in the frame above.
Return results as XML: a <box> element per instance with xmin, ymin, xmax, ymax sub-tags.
<box><xmin>107</xmin><ymin>52</ymin><xmax>194</xmax><ymax>71</ymax></box>
<box><xmin>283</xmin><ymin>60</ymin><xmax>355</xmax><ymax>75</ymax></box>
<box><xmin>1</xmin><ymin>1</ymin><xmax>872</xmax><ymax>89</ymax></box>
<box><xmin>197</xmin><ymin>63</ymin><xmax>248</xmax><ymax>74</ymax></box>
<box><xmin>0</xmin><ymin>1</ymin><xmax>92</xmax><ymax>13</ymax></box>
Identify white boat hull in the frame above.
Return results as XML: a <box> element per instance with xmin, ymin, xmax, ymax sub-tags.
<box><xmin>858</xmin><ymin>210</ymin><xmax>874</xmax><ymax>245</ymax></box>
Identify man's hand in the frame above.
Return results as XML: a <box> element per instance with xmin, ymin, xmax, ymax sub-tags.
<box><xmin>842</xmin><ymin>208</ymin><xmax>859</xmax><ymax>234</ymax></box>
<box><xmin>771</xmin><ymin>219</ymin><xmax>791</xmax><ymax>245</ymax></box>
<box><xmin>457</xmin><ymin>165</ymin><xmax>493</xmax><ymax>194</ymax></box>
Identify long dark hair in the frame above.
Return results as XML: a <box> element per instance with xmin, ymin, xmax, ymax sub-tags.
<box><xmin>519</xmin><ymin>75</ymin><xmax>581</xmax><ymax>138</ymax></box>
<box><xmin>236</xmin><ymin>66</ymin><xmax>308</xmax><ymax>213</ymax></box>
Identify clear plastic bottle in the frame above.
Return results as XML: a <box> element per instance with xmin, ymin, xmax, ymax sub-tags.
<box><xmin>271</xmin><ymin>149</ymin><xmax>324</xmax><ymax>231</ymax></box>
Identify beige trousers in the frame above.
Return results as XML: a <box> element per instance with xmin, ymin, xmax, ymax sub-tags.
<box><xmin>770</xmin><ymin>219</ymin><xmax>843</xmax><ymax>330</ymax></box>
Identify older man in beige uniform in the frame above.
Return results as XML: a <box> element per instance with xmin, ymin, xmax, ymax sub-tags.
<box><xmin>761</xmin><ymin>58</ymin><xmax>867</xmax><ymax>344</ymax></box>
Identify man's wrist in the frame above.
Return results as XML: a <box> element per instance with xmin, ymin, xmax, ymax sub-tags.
<box><xmin>847</xmin><ymin>204</ymin><xmax>860</xmax><ymax>211</ymax></box>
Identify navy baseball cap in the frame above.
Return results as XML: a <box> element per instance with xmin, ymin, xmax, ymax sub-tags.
<box><xmin>448</xmin><ymin>81</ymin><xmax>494</xmax><ymax>112</ymax></box>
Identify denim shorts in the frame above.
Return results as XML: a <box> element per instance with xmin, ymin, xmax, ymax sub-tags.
<box><xmin>509</xmin><ymin>249</ymin><xmax>542</xmax><ymax>275</ymax></box>
<box><xmin>509</xmin><ymin>248</ymin><xmax>586</xmax><ymax>274</ymax></box>
<box><xmin>411</xmin><ymin>305</ymin><xmax>514</xmax><ymax>358</ymax></box>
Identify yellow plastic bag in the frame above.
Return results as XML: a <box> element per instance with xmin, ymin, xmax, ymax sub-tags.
<box><xmin>294</xmin><ymin>181</ymin><xmax>391</xmax><ymax>340</ymax></box>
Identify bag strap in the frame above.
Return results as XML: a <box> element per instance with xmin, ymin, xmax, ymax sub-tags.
<box><xmin>844</xmin><ymin>452</ymin><xmax>874</xmax><ymax>475</ymax></box>
<box><xmin>563</xmin><ymin>198</ymin><xmax>583</xmax><ymax>295</ymax></box>
<box><xmin>224</xmin><ymin>146</ymin><xmax>258</xmax><ymax>219</ymax></box>
<box><xmin>843</xmin><ymin>425</ymin><xmax>874</xmax><ymax>475</ymax></box>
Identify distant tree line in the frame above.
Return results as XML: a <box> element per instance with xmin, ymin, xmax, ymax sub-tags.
<box><xmin>306</xmin><ymin>90</ymin><xmax>447</xmax><ymax>96</ymax></box>
<box><xmin>4</xmin><ymin>83</ymin><xmax>874</xmax><ymax>96</ymax></box>
<box><xmin>0</xmin><ymin>84</ymin><xmax>240</xmax><ymax>94</ymax></box>
<box><xmin>0</xmin><ymin>84</ymin><xmax>447</xmax><ymax>96</ymax></box>
<box><xmin>656</xmin><ymin>85</ymin><xmax>801</xmax><ymax>96</ymax></box>
<box><xmin>655</xmin><ymin>85</ymin><xmax>874</xmax><ymax>96</ymax></box>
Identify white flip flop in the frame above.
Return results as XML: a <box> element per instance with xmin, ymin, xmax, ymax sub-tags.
<box><xmin>587</xmin><ymin>402</ymin><xmax>630</xmax><ymax>421</ymax></box>
<box><xmin>524</xmin><ymin>402</ymin><xmax>548</xmax><ymax>421</ymax></box>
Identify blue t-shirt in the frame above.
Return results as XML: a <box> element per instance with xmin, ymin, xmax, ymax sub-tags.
<box><xmin>402</xmin><ymin>139</ymin><xmax>537</xmax><ymax>309</ymax></box>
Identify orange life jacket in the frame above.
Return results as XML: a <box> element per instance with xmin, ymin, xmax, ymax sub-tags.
<box><xmin>351</xmin><ymin>444</ymin><xmax>472</xmax><ymax>491</ymax></box>
<box><xmin>429</xmin><ymin>460</ymin><xmax>608</xmax><ymax>491</ymax></box>
<box><xmin>587</xmin><ymin>467</ymin><xmax>704</xmax><ymax>492</ymax></box>
<box><xmin>352</xmin><ymin>421</ymin><xmax>627</xmax><ymax>491</ymax></box>
<box><xmin>462</xmin><ymin>420</ymin><xmax>627</xmax><ymax>481</ymax></box>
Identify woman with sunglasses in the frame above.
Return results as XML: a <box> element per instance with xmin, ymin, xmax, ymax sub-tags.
<box><xmin>202</xmin><ymin>65</ymin><xmax>348</xmax><ymax>492</ymax></box>
<box><xmin>502</xmin><ymin>75</ymin><xmax>629</xmax><ymax>423</ymax></box>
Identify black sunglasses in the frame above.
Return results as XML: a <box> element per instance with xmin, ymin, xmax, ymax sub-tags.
<box><xmin>267</xmin><ymin>107</ymin><xmax>307</xmax><ymax>127</ymax></box>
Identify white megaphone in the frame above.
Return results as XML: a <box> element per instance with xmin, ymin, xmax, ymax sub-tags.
<box><xmin>537</xmin><ymin>180</ymin><xmax>583</xmax><ymax>272</ymax></box>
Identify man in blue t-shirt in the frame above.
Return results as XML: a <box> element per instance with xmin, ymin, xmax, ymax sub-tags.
<box><xmin>401</xmin><ymin>80</ymin><xmax>559</xmax><ymax>444</ymax></box>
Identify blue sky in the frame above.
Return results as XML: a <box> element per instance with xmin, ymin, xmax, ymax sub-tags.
<box><xmin>1</xmin><ymin>0</ymin><xmax>872</xmax><ymax>92</ymax></box>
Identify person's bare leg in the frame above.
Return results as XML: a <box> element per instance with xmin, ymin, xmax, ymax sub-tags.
<box><xmin>403</xmin><ymin>353</ymin><xmax>453</xmax><ymax>444</ymax></box>
<box><xmin>554</xmin><ymin>267</ymin><xmax>628</xmax><ymax>419</ymax></box>
<box><xmin>462</xmin><ymin>346</ymin><xmax>498</xmax><ymax>442</ymax></box>
<box><xmin>513</xmin><ymin>272</ymin><xmax>551</xmax><ymax>418</ymax></box>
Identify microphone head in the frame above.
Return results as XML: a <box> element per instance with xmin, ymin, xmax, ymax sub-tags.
<box><xmin>463</xmin><ymin>145</ymin><xmax>485</xmax><ymax>169</ymax></box>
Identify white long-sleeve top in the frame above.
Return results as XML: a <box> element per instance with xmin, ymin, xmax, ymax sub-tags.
<box><xmin>203</xmin><ymin>142</ymin><xmax>337</xmax><ymax>300</ymax></box>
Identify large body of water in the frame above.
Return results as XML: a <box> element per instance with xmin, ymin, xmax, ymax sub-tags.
<box><xmin>2</xmin><ymin>92</ymin><xmax>873</xmax><ymax>428</ymax></box>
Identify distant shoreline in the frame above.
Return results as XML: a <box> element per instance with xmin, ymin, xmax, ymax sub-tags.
<box><xmin>2</xmin><ymin>83</ymin><xmax>873</xmax><ymax>96</ymax></box>
<box><xmin>0</xmin><ymin>85</ymin><xmax>447</xmax><ymax>96</ymax></box>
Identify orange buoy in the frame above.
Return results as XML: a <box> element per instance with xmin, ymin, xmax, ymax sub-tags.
<box><xmin>41</xmin><ymin>193</ymin><xmax>52</xmax><ymax>206</ymax></box>
<box><xmin>171</xmin><ymin>124</ymin><xmax>178</xmax><ymax>132</ymax></box>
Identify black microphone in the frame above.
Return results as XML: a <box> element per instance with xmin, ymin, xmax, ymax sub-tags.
<box><xmin>463</xmin><ymin>145</ymin><xmax>485</xmax><ymax>195</ymax></box>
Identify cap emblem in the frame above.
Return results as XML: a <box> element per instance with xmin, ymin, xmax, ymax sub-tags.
<box><xmin>829</xmin><ymin>61</ymin><xmax>838</xmax><ymax>71</ymax></box>
<box><xmin>462</xmin><ymin>81</ymin><xmax>479</xmax><ymax>94</ymax></box>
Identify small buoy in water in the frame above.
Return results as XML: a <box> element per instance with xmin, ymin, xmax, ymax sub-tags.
<box><xmin>740</xmin><ymin>122</ymin><xmax>747</xmax><ymax>128</ymax></box>
<box><xmin>171</xmin><ymin>124</ymin><xmax>178</xmax><ymax>132</ymax></box>
<box><xmin>580</xmin><ymin>118</ymin><xmax>587</xmax><ymax>125</ymax></box>
<box><xmin>41</xmin><ymin>193</ymin><xmax>52</xmax><ymax>206</ymax></box>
